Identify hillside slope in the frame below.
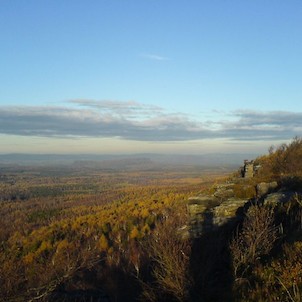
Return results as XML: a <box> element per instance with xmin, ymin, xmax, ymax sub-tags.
<box><xmin>0</xmin><ymin>138</ymin><xmax>302</xmax><ymax>301</ymax></box>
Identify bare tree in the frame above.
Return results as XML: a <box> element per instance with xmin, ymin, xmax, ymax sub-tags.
<box><xmin>230</xmin><ymin>204</ymin><xmax>278</xmax><ymax>278</ymax></box>
<box><xmin>142</xmin><ymin>212</ymin><xmax>192</xmax><ymax>301</ymax></box>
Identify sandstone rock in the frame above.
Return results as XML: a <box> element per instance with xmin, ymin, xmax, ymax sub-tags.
<box><xmin>188</xmin><ymin>194</ymin><xmax>220</xmax><ymax>206</ymax></box>
<box><xmin>187</xmin><ymin>203</ymin><xmax>207</xmax><ymax>218</ymax></box>
<box><xmin>263</xmin><ymin>191</ymin><xmax>295</xmax><ymax>206</ymax></box>
<box><xmin>256</xmin><ymin>181</ymin><xmax>278</xmax><ymax>197</ymax></box>
<box><xmin>213</xmin><ymin>198</ymin><xmax>248</xmax><ymax>226</ymax></box>
<box><xmin>214</xmin><ymin>188</ymin><xmax>234</xmax><ymax>199</ymax></box>
<box><xmin>188</xmin><ymin>196</ymin><xmax>249</xmax><ymax>237</ymax></box>
<box><xmin>187</xmin><ymin>195</ymin><xmax>219</xmax><ymax>237</ymax></box>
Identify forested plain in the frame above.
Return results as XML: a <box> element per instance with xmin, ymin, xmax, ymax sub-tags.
<box><xmin>0</xmin><ymin>160</ymin><xmax>227</xmax><ymax>301</ymax></box>
<box><xmin>1</xmin><ymin>139</ymin><xmax>302</xmax><ymax>302</ymax></box>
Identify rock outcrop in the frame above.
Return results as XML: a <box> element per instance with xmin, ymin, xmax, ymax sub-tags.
<box><xmin>187</xmin><ymin>180</ymin><xmax>252</xmax><ymax>237</ymax></box>
<box><xmin>263</xmin><ymin>191</ymin><xmax>296</xmax><ymax>207</ymax></box>
<box><xmin>187</xmin><ymin>161</ymin><xmax>301</xmax><ymax>238</ymax></box>
<box><xmin>212</xmin><ymin>198</ymin><xmax>249</xmax><ymax>226</ymax></box>
<box><xmin>242</xmin><ymin>160</ymin><xmax>254</xmax><ymax>178</ymax></box>
<box><xmin>256</xmin><ymin>181</ymin><xmax>278</xmax><ymax>197</ymax></box>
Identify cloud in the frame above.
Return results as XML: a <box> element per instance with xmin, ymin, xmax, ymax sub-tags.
<box><xmin>69</xmin><ymin>99</ymin><xmax>163</xmax><ymax>119</ymax></box>
<box><xmin>216</xmin><ymin>110</ymin><xmax>302</xmax><ymax>141</ymax></box>
<box><xmin>140</xmin><ymin>53</ymin><xmax>170</xmax><ymax>61</ymax></box>
<box><xmin>0</xmin><ymin>101</ymin><xmax>301</xmax><ymax>142</ymax></box>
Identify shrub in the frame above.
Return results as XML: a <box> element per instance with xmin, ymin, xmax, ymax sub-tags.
<box><xmin>141</xmin><ymin>211</ymin><xmax>191</xmax><ymax>301</ymax></box>
<box><xmin>233</xmin><ymin>184</ymin><xmax>256</xmax><ymax>199</ymax></box>
<box><xmin>256</xmin><ymin>137</ymin><xmax>302</xmax><ymax>180</ymax></box>
<box><xmin>230</xmin><ymin>204</ymin><xmax>278</xmax><ymax>278</ymax></box>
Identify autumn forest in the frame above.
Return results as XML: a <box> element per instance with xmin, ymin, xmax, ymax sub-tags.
<box><xmin>1</xmin><ymin>138</ymin><xmax>302</xmax><ymax>301</ymax></box>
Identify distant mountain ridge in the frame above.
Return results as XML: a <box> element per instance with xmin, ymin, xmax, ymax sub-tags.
<box><xmin>0</xmin><ymin>153</ymin><xmax>259</xmax><ymax>168</ymax></box>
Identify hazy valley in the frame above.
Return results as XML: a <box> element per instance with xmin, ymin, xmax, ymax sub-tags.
<box><xmin>1</xmin><ymin>138</ymin><xmax>302</xmax><ymax>301</ymax></box>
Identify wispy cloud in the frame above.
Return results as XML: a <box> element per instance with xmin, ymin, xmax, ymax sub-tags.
<box><xmin>0</xmin><ymin>101</ymin><xmax>300</xmax><ymax>142</ymax></box>
<box><xmin>140</xmin><ymin>53</ymin><xmax>170</xmax><ymax>61</ymax></box>
<box><xmin>69</xmin><ymin>99</ymin><xmax>163</xmax><ymax>119</ymax></box>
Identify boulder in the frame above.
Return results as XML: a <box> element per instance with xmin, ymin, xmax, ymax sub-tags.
<box><xmin>187</xmin><ymin>195</ymin><xmax>220</xmax><ymax>237</ymax></box>
<box><xmin>188</xmin><ymin>194</ymin><xmax>220</xmax><ymax>206</ymax></box>
<box><xmin>256</xmin><ymin>181</ymin><xmax>278</xmax><ymax>197</ymax></box>
<box><xmin>214</xmin><ymin>188</ymin><xmax>234</xmax><ymax>199</ymax></box>
<box><xmin>213</xmin><ymin>198</ymin><xmax>248</xmax><ymax>226</ymax></box>
<box><xmin>188</xmin><ymin>196</ymin><xmax>249</xmax><ymax>237</ymax></box>
<box><xmin>263</xmin><ymin>191</ymin><xmax>295</xmax><ymax>206</ymax></box>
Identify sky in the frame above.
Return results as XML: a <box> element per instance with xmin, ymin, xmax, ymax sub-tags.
<box><xmin>0</xmin><ymin>0</ymin><xmax>301</xmax><ymax>155</ymax></box>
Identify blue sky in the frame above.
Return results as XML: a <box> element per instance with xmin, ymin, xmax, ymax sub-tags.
<box><xmin>0</xmin><ymin>1</ymin><xmax>301</xmax><ymax>154</ymax></box>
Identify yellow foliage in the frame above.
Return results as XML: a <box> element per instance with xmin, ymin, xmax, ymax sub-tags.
<box><xmin>23</xmin><ymin>252</ymin><xmax>35</xmax><ymax>264</ymax></box>
<box><xmin>37</xmin><ymin>240</ymin><xmax>52</xmax><ymax>254</ymax></box>
<box><xmin>141</xmin><ymin>208</ymin><xmax>149</xmax><ymax>218</ymax></box>
<box><xmin>0</xmin><ymin>167</ymin><xmax>202</xmax><ymax>299</ymax></box>
<box><xmin>108</xmin><ymin>247</ymin><xmax>114</xmax><ymax>255</ymax></box>
<box><xmin>129</xmin><ymin>226</ymin><xmax>140</xmax><ymax>239</ymax></box>
<box><xmin>99</xmin><ymin>234</ymin><xmax>109</xmax><ymax>251</ymax></box>
<box><xmin>8</xmin><ymin>231</ymin><xmax>23</xmax><ymax>248</ymax></box>
<box><xmin>55</xmin><ymin>239</ymin><xmax>69</xmax><ymax>253</ymax></box>
<box><xmin>142</xmin><ymin>224</ymin><xmax>150</xmax><ymax>234</ymax></box>
<box><xmin>132</xmin><ymin>208</ymin><xmax>139</xmax><ymax>216</ymax></box>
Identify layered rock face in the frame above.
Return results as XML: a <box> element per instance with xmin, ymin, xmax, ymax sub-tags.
<box><xmin>186</xmin><ymin>158</ymin><xmax>302</xmax><ymax>238</ymax></box>
<box><xmin>187</xmin><ymin>179</ymin><xmax>300</xmax><ymax>238</ymax></box>
<box><xmin>187</xmin><ymin>181</ymin><xmax>250</xmax><ymax>237</ymax></box>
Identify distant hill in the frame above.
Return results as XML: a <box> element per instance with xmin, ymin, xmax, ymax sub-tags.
<box><xmin>0</xmin><ymin>153</ymin><xmax>259</xmax><ymax>169</ymax></box>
